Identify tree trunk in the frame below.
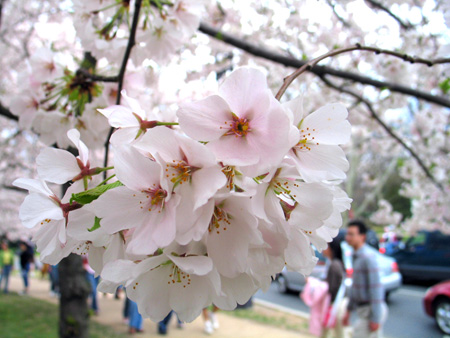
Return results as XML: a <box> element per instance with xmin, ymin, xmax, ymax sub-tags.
<box><xmin>58</xmin><ymin>254</ymin><xmax>90</xmax><ymax>338</ymax></box>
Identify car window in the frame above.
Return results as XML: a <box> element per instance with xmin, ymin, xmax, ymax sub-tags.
<box><xmin>428</xmin><ymin>232</ymin><xmax>450</xmax><ymax>250</ymax></box>
<box><xmin>407</xmin><ymin>232</ymin><xmax>426</xmax><ymax>249</ymax></box>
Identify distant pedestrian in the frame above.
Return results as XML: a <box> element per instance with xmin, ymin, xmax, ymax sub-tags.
<box><xmin>0</xmin><ymin>242</ymin><xmax>14</xmax><ymax>293</ymax></box>
<box><xmin>344</xmin><ymin>220</ymin><xmax>388</xmax><ymax>338</ymax></box>
<box><xmin>202</xmin><ymin>305</ymin><xmax>219</xmax><ymax>334</ymax></box>
<box><xmin>49</xmin><ymin>264</ymin><xmax>59</xmax><ymax>297</ymax></box>
<box><xmin>158</xmin><ymin>310</ymin><xmax>183</xmax><ymax>335</ymax></box>
<box><xmin>321</xmin><ymin>237</ymin><xmax>347</xmax><ymax>338</ymax></box>
<box><xmin>83</xmin><ymin>256</ymin><xmax>99</xmax><ymax>314</ymax></box>
<box><xmin>19</xmin><ymin>242</ymin><xmax>34</xmax><ymax>295</ymax></box>
<box><xmin>128</xmin><ymin>296</ymin><xmax>143</xmax><ymax>334</ymax></box>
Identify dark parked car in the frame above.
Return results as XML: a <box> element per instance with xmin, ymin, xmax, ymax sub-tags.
<box><xmin>423</xmin><ymin>280</ymin><xmax>450</xmax><ymax>334</ymax></box>
<box><xmin>390</xmin><ymin>231</ymin><xmax>450</xmax><ymax>282</ymax></box>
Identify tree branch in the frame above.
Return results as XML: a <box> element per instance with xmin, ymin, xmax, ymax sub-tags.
<box><xmin>0</xmin><ymin>102</ymin><xmax>18</xmax><ymax>122</ymax></box>
<box><xmin>198</xmin><ymin>22</ymin><xmax>450</xmax><ymax>108</ymax></box>
<box><xmin>275</xmin><ymin>43</ymin><xmax>450</xmax><ymax>100</ymax></box>
<box><xmin>326</xmin><ymin>0</ymin><xmax>351</xmax><ymax>28</ymax></box>
<box><xmin>319</xmin><ymin>75</ymin><xmax>443</xmax><ymax>190</ymax></box>
<box><xmin>103</xmin><ymin>0</ymin><xmax>143</xmax><ymax>174</ymax></box>
<box><xmin>365</xmin><ymin>0</ymin><xmax>413</xmax><ymax>30</ymax></box>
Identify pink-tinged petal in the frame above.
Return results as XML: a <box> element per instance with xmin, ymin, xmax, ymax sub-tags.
<box><xmin>289</xmin><ymin>144</ymin><xmax>349</xmax><ymax>182</ymax></box>
<box><xmin>290</xmin><ymin>182</ymin><xmax>334</xmax><ymax>214</ymax></box>
<box><xmin>101</xmin><ymin>259</ymin><xmax>136</xmax><ymax>284</ymax></box>
<box><xmin>113</xmin><ymin>145</ymin><xmax>161</xmax><ymax>190</ymax></box>
<box><xmin>218</xmin><ymin>67</ymin><xmax>269</xmax><ymax>117</ymax></box>
<box><xmin>134</xmin><ymin>127</ymin><xmax>182</xmax><ymax>162</ymax></box>
<box><xmin>121</xmin><ymin>90</ymin><xmax>146</xmax><ymax>119</ymax></box>
<box><xmin>169</xmin><ymin>271</ymin><xmax>220</xmax><ymax>322</ymax></box>
<box><xmin>133</xmin><ymin>255</ymin><xmax>169</xmax><ymax>278</ymax></box>
<box><xmin>149</xmin><ymin>197</ymin><xmax>179</xmax><ymax>247</ymax></box>
<box><xmin>284</xmin><ymin>228</ymin><xmax>318</xmax><ymax>275</ymax></box>
<box><xmin>98</xmin><ymin>105</ymin><xmax>139</xmax><ymax>128</ymax></box>
<box><xmin>177</xmin><ymin>95</ymin><xmax>232</xmax><ymax>141</ymax></box>
<box><xmin>191</xmin><ymin>167</ymin><xmax>226</xmax><ymax>210</ymax></box>
<box><xmin>92</xmin><ymin>186</ymin><xmax>147</xmax><ymax>233</ymax></box>
<box><xmin>67</xmin><ymin>129</ymin><xmax>89</xmax><ymax>165</ymax></box>
<box><xmin>13</xmin><ymin>178</ymin><xmax>54</xmax><ymax>196</ymax></box>
<box><xmin>302</xmin><ymin>103</ymin><xmax>351</xmax><ymax>144</ymax></box>
<box><xmin>109</xmin><ymin>127</ymin><xmax>140</xmax><ymax>145</ymax></box>
<box><xmin>19</xmin><ymin>194</ymin><xmax>63</xmax><ymax>228</ymax></box>
<box><xmin>176</xmin><ymin>199</ymin><xmax>214</xmax><ymax>245</ymax></box>
<box><xmin>36</xmin><ymin>147</ymin><xmax>80</xmax><ymax>184</ymax></box>
<box><xmin>207</xmin><ymin>135</ymin><xmax>259</xmax><ymax>166</ymax></box>
<box><xmin>213</xmin><ymin>273</ymin><xmax>257</xmax><ymax>310</ymax></box>
<box><xmin>283</xmin><ymin>95</ymin><xmax>304</xmax><ymax>127</ymax></box>
<box><xmin>126</xmin><ymin>268</ymin><xmax>172</xmax><ymax>322</ymax></box>
<box><xmin>206</xmin><ymin>198</ymin><xmax>261</xmax><ymax>278</ymax></box>
<box><xmin>126</xmin><ymin>224</ymin><xmax>159</xmax><ymax>256</ymax></box>
<box><xmin>168</xmin><ymin>255</ymin><xmax>213</xmax><ymax>276</ymax></box>
<box><xmin>177</xmin><ymin>133</ymin><xmax>217</xmax><ymax>168</ymax></box>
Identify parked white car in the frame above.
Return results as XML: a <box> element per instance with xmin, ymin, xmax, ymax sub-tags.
<box><xmin>276</xmin><ymin>238</ymin><xmax>402</xmax><ymax>301</ymax></box>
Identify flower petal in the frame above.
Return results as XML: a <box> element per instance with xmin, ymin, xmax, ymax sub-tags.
<box><xmin>36</xmin><ymin>147</ymin><xmax>80</xmax><ymax>184</ymax></box>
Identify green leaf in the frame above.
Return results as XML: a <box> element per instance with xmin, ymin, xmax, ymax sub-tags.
<box><xmin>439</xmin><ymin>78</ymin><xmax>450</xmax><ymax>95</ymax></box>
<box><xmin>70</xmin><ymin>181</ymin><xmax>123</xmax><ymax>205</ymax></box>
<box><xmin>88</xmin><ymin>217</ymin><xmax>102</xmax><ymax>232</ymax></box>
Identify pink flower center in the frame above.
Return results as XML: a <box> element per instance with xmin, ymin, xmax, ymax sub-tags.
<box><xmin>208</xmin><ymin>205</ymin><xmax>230</xmax><ymax>235</ymax></box>
<box><xmin>135</xmin><ymin>186</ymin><xmax>167</xmax><ymax>213</ymax></box>
<box><xmin>222</xmin><ymin>114</ymin><xmax>251</xmax><ymax>137</ymax></box>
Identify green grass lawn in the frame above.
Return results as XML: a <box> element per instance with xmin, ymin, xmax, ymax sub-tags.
<box><xmin>0</xmin><ymin>292</ymin><xmax>127</xmax><ymax>338</ymax></box>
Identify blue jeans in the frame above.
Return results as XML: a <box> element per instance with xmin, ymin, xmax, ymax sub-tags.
<box><xmin>128</xmin><ymin>299</ymin><xmax>143</xmax><ymax>330</ymax></box>
<box><xmin>0</xmin><ymin>265</ymin><xmax>12</xmax><ymax>293</ymax></box>
<box><xmin>158</xmin><ymin>311</ymin><xmax>182</xmax><ymax>334</ymax></box>
<box><xmin>21</xmin><ymin>263</ymin><xmax>30</xmax><ymax>289</ymax></box>
<box><xmin>86</xmin><ymin>272</ymin><xmax>99</xmax><ymax>312</ymax></box>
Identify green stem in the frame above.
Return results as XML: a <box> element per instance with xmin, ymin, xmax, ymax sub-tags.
<box><xmin>156</xmin><ymin>122</ymin><xmax>179</xmax><ymax>126</ymax></box>
<box><xmin>97</xmin><ymin>174</ymin><xmax>116</xmax><ymax>186</ymax></box>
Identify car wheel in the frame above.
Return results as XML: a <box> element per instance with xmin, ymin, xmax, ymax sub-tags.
<box><xmin>435</xmin><ymin>298</ymin><xmax>450</xmax><ymax>334</ymax></box>
<box><xmin>276</xmin><ymin>275</ymin><xmax>289</xmax><ymax>293</ymax></box>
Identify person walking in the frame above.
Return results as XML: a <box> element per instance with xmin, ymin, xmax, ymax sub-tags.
<box><xmin>0</xmin><ymin>242</ymin><xmax>14</xmax><ymax>294</ymax></box>
<box><xmin>344</xmin><ymin>220</ymin><xmax>388</xmax><ymax>338</ymax></box>
<box><xmin>321</xmin><ymin>237</ymin><xmax>346</xmax><ymax>338</ymax></box>
<box><xmin>19</xmin><ymin>242</ymin><xmax>34</xmax><ymax>295</ymax></box>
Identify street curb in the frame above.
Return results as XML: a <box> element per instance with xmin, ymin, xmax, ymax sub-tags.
<box><xmin>253</xmin><ymin>298</ymin><xmax>310</xmax><ymax>320</ymax></box>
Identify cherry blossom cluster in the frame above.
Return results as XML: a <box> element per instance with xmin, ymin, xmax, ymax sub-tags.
<box><xmin>74</xmin><ymin>0</ymin><xmax>207</xmax><ymax>64</ymax></box>
<box><xmin>13</xmin><ymin>67</ymin><xmax>351</xmax><ymax>322</ymax></box>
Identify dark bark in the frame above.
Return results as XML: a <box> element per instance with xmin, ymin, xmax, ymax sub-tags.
<box><xmin>58</xmin><ymin>254</ymin><xmax>91</xmax><ymax>338</ymax></box>
<box><xmin>58</xmin><ymin>150</ymin><xmax>90</xmax><ymax>338</ymax></box>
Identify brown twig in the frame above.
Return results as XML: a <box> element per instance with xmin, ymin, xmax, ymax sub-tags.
<box><xmin>103</xmin><ymin>0</ymin><xmax>143</xmax><ymax>175</ymax></box>
<box><xmin>365</xmin><ymin>0</ymin><xmax>413</xmax><ymax>30</ymax></box>
<box><xmin>198</xmin><ymin>23</ymin><xmax>450</xmax><ymax>108</ymax></box>
<box><xmin>275</xmin><ymin>44</ymin><xmax>450</xmax><ymax>100</ymax></box>
<box><xmin>319</xmin><ymin>75</ymin><xmax>443</xmax><ymax>190</ymax></box>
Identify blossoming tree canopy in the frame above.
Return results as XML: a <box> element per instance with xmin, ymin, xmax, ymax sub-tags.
<box><xmin>2</xmin><ymin>0</ymin><xmax>449</xmax><ymax>324</ymax></box>
<box><xmin>12</xmin><ymin>66</ymin><xmax>352</xmax><ymax>321</ymax></box>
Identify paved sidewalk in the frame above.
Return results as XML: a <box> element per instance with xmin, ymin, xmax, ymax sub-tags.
<box><xmin>9</xmin><ymin>274</ymin><xmax>314</xmax><ymax>338</ymax></box>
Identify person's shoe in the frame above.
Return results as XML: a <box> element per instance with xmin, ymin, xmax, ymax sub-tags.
<box><xmin>210</xmin><ymin>313</ymin><xmax>219</xmax><ymax>330</ymax></box>
<box><xmin>204</xmin><ymin>320</ymin><xmax>214</xmax><ymax>335</ymax></box>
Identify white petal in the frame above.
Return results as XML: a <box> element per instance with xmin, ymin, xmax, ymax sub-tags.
<box><xmin>177</xmin><ymin>95</ymin><xmax>232</xmax><ymax>141</ymax></box>
<box><xmin>37</xmin><ymin>147</ymin><xmax>80</xmax><ymax>184</ymax></box>
<box><xmin>218</xmin><ymin>67</ymin><xmax>269</xmax><ymax>117</ymax></box>
<box><xmin>168</xmin><ymin>255</ymin><xmax>213</xmax><ymax>276</ymax></box>
<box><xmin>13</xmin><ymin>178</ymin><xmax>54</xmax><ymax>196</ymax></box>
<box><xmin>67</xmin><ymin>129</ymin><xmax>89</xmax><ymax>165</ymax></box>
<box><xmin>19</xmin><ymin>194</ymin><xmax>63</xmax><ymax>228</ymax></box>
<box><xmin>302</xmin><ymin>103</ymin><xmax>351</xmax><ymax>145</ymax></box>
<box><xmin>113</xmin><ymin>145</ymin><xmax>161</xmax><ymax>190</ymax></box>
